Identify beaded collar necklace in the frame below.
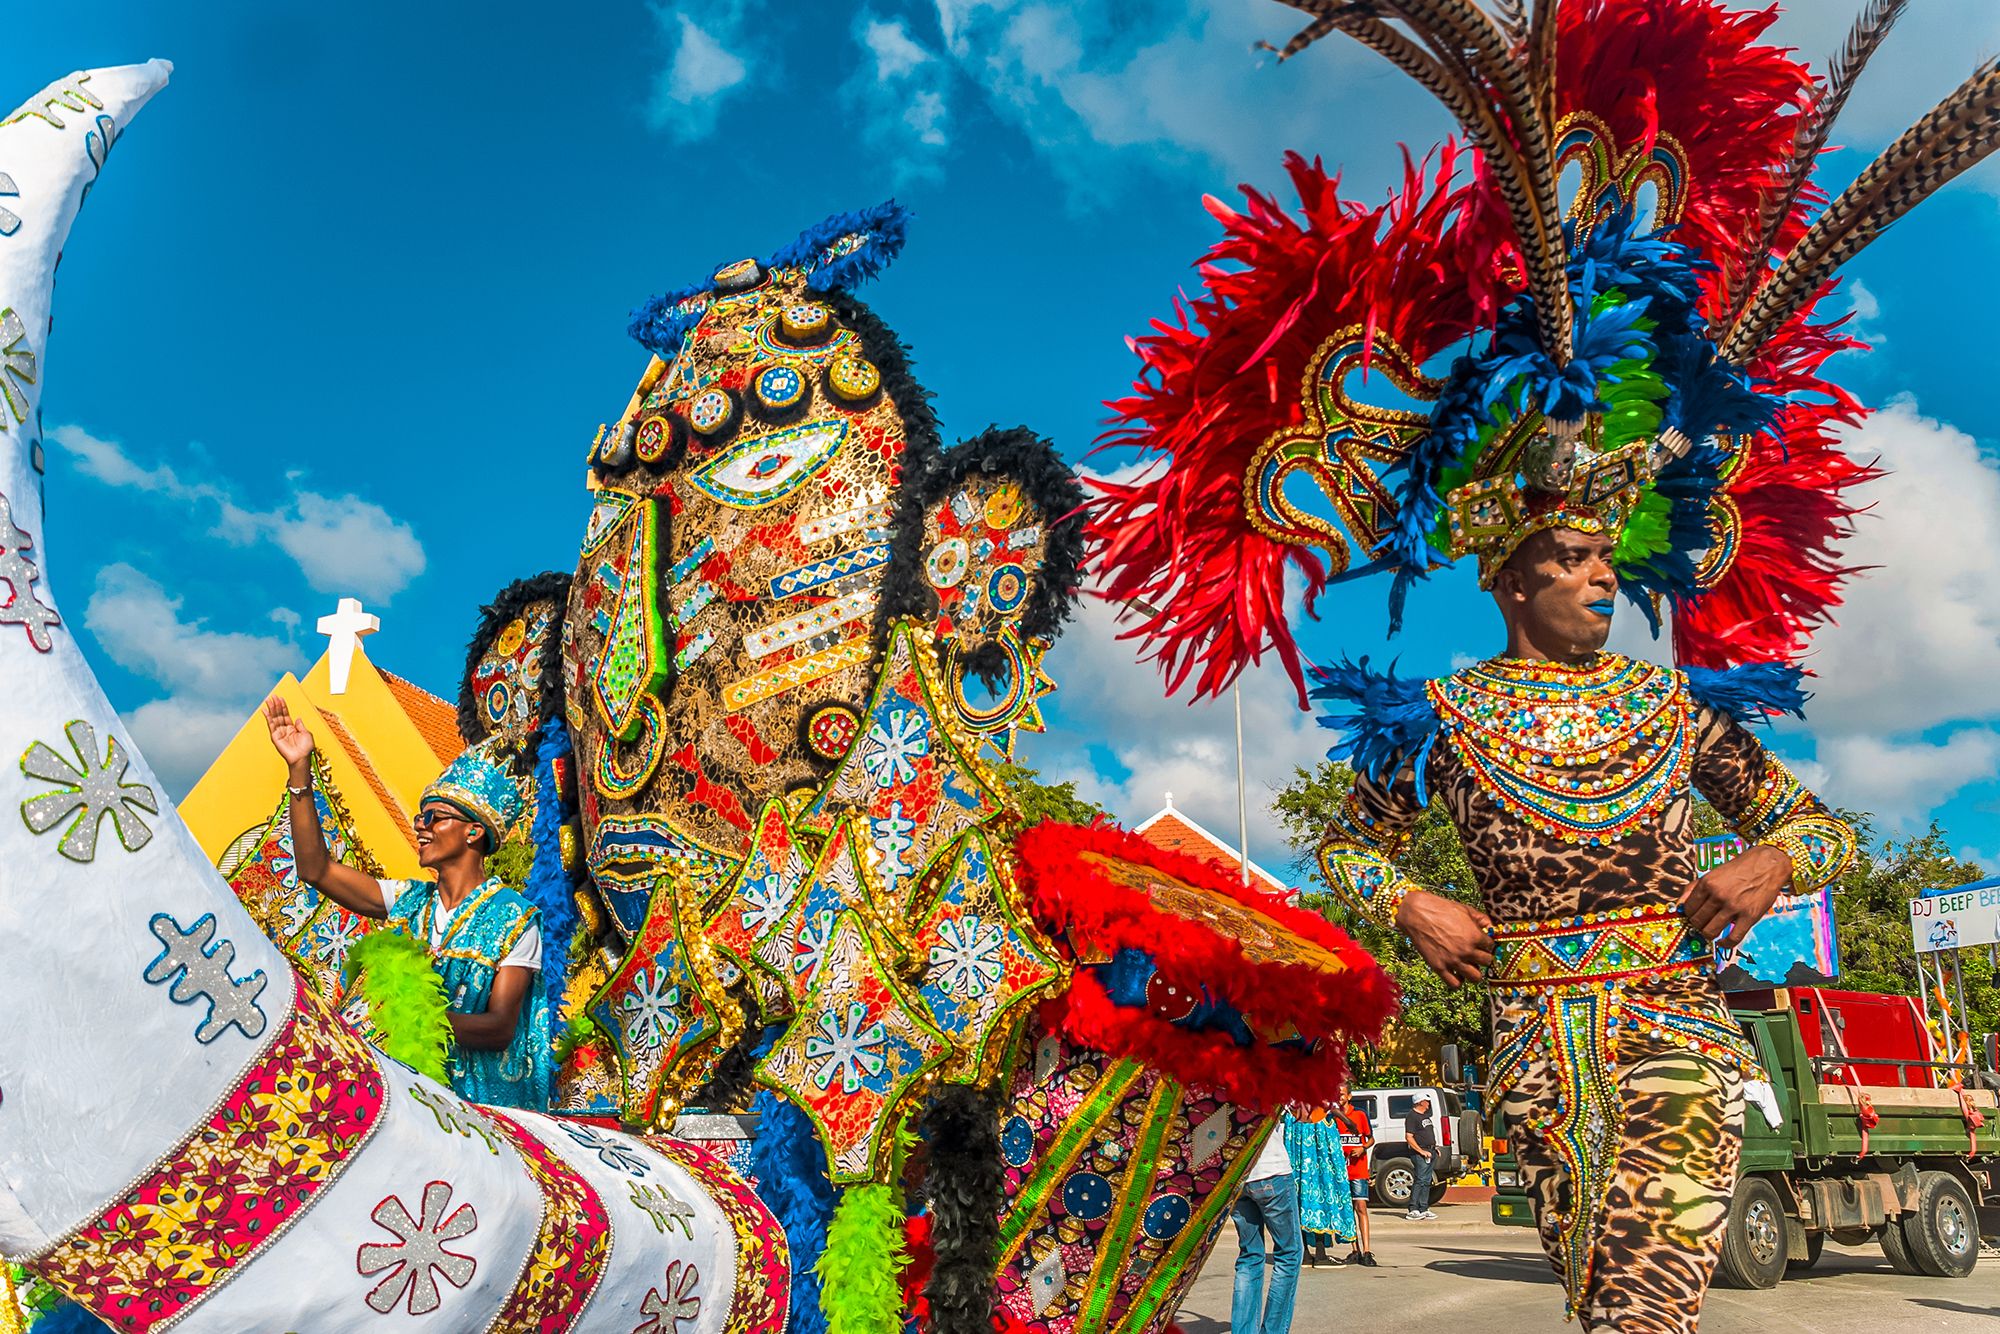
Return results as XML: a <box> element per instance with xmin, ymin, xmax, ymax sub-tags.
<box><xmin>1428</xmin><ymin>654</ymin><xmax>1692</xmax><ymax>845</ymax></box>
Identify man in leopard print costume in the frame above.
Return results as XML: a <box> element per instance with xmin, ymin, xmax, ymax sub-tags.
<box><xmin>1079</xmin><ymin>2</ymin><xmax>2000</xmax><ymax>1326</ymax></box>
<box><xmin>1313</xmin><ymin>523</ymin><xmax>1857</xmax><ymax>1331</ymax></box>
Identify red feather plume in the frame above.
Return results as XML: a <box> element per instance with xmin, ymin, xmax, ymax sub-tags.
<box><xmin>1094</xmin><ymin>0</ymin><xmax>1886</xmax><ymax>691</ymax></box>
<box><xmin>1674</xmin><ymin>298</ymin><xmax>1880</xmax><ymax>667</ymax></box>
<box><xmin>1554</xmin><ymin>0</ymin><xmax>1817</xmax><ymax>319</ymax></box>
<box><xmin>1088</xmin><ymin>145</ymin><xmax>1518</xmax><ymax>704</ymax></box>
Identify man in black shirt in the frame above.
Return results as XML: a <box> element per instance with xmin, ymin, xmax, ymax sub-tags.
<box><xmin>1404</xmin><ymin>1096</ymin><xmax>1439</xmax><ymax>1221</ymax></box>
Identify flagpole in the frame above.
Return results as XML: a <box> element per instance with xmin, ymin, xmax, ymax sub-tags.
<box><xmin>1234</xmin><ymin>678</ymin><xmax>1250</xmax><ymax>886</ymax></box>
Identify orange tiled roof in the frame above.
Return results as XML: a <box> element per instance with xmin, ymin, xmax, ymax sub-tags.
<box><xmin>318</xmin><ymin>709</ymin><xmax>420</xmax><ymax>858</ymax></box>
<box><xmin>380</xmin><ymin>670</ymin><xmax>466</xmax><ymax>765</ymax></box>
<box><xmin>1136</xmin><ymin>810</ymin><xmax>1289</xmax><ymax>895</ymax></box>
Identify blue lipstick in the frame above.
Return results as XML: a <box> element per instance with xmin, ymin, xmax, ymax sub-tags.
<box><xmin>1587</xmin><ymin>599</ymin><xmax>1616</xmax><ymax>617</ymax></box>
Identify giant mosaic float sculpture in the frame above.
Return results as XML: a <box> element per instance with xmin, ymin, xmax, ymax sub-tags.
<box><xmin>0</xmin><ymin>62</ymin><xmax>1394</xmax><ymax>1334</ymax></box>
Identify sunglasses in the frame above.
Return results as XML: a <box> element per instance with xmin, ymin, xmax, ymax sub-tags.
<box><xmin>412</xmin><ymin>809</ymin><xmax>471</xmax><ymax>831</ymax></box>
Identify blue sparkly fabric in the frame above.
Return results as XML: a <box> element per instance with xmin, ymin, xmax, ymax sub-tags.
<box><xmin>383</xmin><ymin>876</ymin><xmax>552</xmax><ymax>1109</ymax></box>
<box><xmin>422</xmin><ymin>736</ymin><xmax>528</xmax><ymax>847</ymax></box>
<box><xmin>1284</xmin><ymin>1115</ymin><xmax>1356</xmax><ymax>1245</ymax></box>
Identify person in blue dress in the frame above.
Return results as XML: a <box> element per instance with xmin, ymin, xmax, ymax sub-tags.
<box><xmin>263</xmin><ymin>697</ymin><xmax>552</xmax><ymax>1109</ymax></box>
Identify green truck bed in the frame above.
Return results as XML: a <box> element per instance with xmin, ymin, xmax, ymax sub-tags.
<box><xmin>1493</xmin><ymin>1001</ymin><xmax>1998</xmax><ymax>1233</ymax></box>
<box><xmin>1736</xmin><ymin>1003</ymin><xmax>1996</xmax><ymax>1167</ymax></box>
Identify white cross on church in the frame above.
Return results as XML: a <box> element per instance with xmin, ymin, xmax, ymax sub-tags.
<box><xmin>316</xmin><ymin>597</ymin><xmax>379</xmax><ymax>695</ymax></box>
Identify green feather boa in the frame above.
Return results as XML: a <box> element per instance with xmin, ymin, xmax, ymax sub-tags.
<box><xmin>342</xmin><ymin>929</ymin><xmax>453</xmax><ymax>1082</ymax></box>
<box><xmin>818</xmin><ymin>1183</ymin><xmax>908</xmax><ymax>1334</ymax></box>
<box><xmin>816</xmin><ymin>1118</ymin><xmax>915</xmax><ymax>1334</ymax></box>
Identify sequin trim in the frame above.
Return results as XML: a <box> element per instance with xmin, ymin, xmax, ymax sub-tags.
<box><xmin>1430</xmin><ymin>655</ymin><xmax>1692</xmax><ymax>845</ymax></box>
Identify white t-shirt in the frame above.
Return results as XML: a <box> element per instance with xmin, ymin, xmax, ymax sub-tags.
<box><xmin>374</xmin><ymin>879</ymin><xmax>543</xmax><ymax>971</ymax></box>
<box><xmin>1246</xmin><ymin>1127</ymin><xmax>1294</xmax><ymax>1182</ymax></box>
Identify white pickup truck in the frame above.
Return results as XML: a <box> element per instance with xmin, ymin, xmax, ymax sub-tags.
<box><xmin>1347</xmin><ymin>1083</ymin><xmax>1487</xmax><ymax>1207</ymax></box>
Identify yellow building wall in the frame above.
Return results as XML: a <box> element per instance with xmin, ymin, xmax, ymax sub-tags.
<box><xmin>179</xmin><ymin>647</ymin><xmax>450</xmax><ymax>881</ymax></box>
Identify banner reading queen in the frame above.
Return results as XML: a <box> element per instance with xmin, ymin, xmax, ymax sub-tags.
<box><xmin>1701</xmin><ymin>836</ymin><xmax>1842</xmax><ymax>988</ymax></box>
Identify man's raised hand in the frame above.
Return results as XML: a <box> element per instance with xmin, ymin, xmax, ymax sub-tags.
<box><xmin>262</xmin><ymin>696</ymin><xmax>314</xmax><ymax>770</ymax></box>
<box><xmin>1396</xmin><ymin>889</ymin><xmax>1495</xmax><ymax>989</ymax></box>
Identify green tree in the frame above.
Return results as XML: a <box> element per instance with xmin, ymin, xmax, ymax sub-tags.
<box><xmin>486</xmin><ymin>833</ymin><xmax>536</xmax><ymax>886</ymax></box>
<box><xmin>994</xmin><ymin>759</ymin><xmax>1110</xmax><ymax>827</ymax></box>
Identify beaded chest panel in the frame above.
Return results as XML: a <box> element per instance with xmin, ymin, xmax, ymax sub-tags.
<box><xmin>1429</xmin><ymin>654</ymin><xmax>1692</xmax><ymax>845</ymax></box>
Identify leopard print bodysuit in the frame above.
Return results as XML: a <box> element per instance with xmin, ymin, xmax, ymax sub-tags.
<box><xmin>1315</xmin><ymin>653</ymin><xmax>1855</xmax><ymax>1331</ymax></box>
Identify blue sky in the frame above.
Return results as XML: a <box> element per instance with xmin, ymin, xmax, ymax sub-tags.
<box><xmin>12</xmin><ymin>0</ymin><xmax>2000</xmax><ymax>875</ymax></box>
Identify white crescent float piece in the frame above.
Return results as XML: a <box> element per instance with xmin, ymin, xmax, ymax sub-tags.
<box><xmin>0</xmin><ymin>63</ymin><xmax>784</xmax><ymax>1334</ymax></box>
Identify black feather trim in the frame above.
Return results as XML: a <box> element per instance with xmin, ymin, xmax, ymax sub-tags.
<box><xmin>879</xmin><ymin>425</ymin><xmax>1088</xmax><ymax>645</ymax></box>
<box><xmin>920</xmin><ymin>1085</ymin><xmax>1003</xmax><ymax>1334</ymax></box>
<box><xmin>455</xmin><ymin>571</ymin><xmax>573</xmax><ymax>772</ymax></box>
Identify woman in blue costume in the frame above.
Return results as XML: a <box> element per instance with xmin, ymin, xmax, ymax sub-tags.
<box><xmin>1283</xmin><ymin>1108</ymin><xmax>1356</xmax><ymax>1266</ymax></box>
<box><xmin>262</xmin><ymin>697</ymin><xmax>553</xmax><ymax>1109</ymax></box>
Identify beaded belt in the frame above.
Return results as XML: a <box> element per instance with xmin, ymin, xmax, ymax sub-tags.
<box><xmin>1489</xmin><ymin>903</ymin><xmax>1708</xmax><ymax>987</ymax></box>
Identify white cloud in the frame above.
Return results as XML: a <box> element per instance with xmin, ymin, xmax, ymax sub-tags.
<box><xmin>1846</xmin><ymin>280</ymin><xmax>1882</xmax><ymax>324</ymax></box>
<box><xmin>123</xmin><ymin>697</ymin><xmax>265</xmax><ymax>803</ymax></box>
<box><xmin>50</xmin><ymin>424</ymin><xmax>426</xmax><ymax>601</ymax></box>
<box><xmin>1811</xmin><ymin>731</ymin><xmax>2000</xmax><ymax>833</ymax></box>
<box><xmin>1765</xmin><ymin>5</ymin><xmax>2000</xmax><ymax>143</ymax></box>
<box><xmin>85</xmin><ymin>563</ymin><xmax>298</xmax><ymax>796</ymax></box>
<box><xmin>927</xmin><ymin>0</ymin><xmax>1449</xmax><ymax>206</ymax></box>
<box><xmin>646</xmin><ymin>5</ymin><xmax>755</xmax><ymax>142</ymax></box>
<box><xmin>865</xmin><ymin>14</ymin><xmax>937</xmax><ymax>80</ymax></box>
<box><xmin>1792</xmin><ymin>400</ymin><xmax>2000</xmax><ymax>739</ymax></box>
<box><xmin>267</xmin><ymin>492</ymin><xmax>426</xmax><ymax>604</ymax></box>
<box><xmin>1844</xmin><ymin>279</ymin><xmax>1885</xmax><ymax>346</ymax></box>
<box><xmin>1022</xmin><ymin>596</ymin><xmax>1330</xmax><ymax>874</ymax></box>
<box><xmin>843</xmin><ymin>15</ymin><xmax>956</xmax><ymax>185</ymax></box>
<box><xmin>913</xmin><ymin>1</ymin><xmax>2000</xmax><ymax>208</ymax></box>
<box><xmin>1729</xmin><ymin>398</ymin><xmax>2000</xmax><ymax>826</ymax></box>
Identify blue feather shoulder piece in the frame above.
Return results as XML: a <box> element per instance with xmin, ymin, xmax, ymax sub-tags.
<box><xmin>1306</xmin><ymin>657</ymin><xmax>1441</xmax><ymax>803</ymax></box>
<box><xmin>1682</xmin><ymin>661</ymin><xmax>1810</xmax><ymax>725</ymax></box>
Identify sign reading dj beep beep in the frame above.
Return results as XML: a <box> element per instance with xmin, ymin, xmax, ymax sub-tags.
<box><xmin>1910</xmin><ymin>879</ymin><xmax>2000</xmax><ymax>953</ymax></box>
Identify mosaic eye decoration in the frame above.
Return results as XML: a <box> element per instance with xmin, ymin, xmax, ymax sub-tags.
<box><xmin>926</xmin><ymin>536</ymin><xmax>969</xmax><ymax>589</ymax></box>
<box><xmin>985</xmin><ymin>564</ymin><xmax>1028</xmax><ymax>616</ymax></box>
<box><xmin>805</xmin><ymin>705</ymin><xmax>862</xmax><ymax>761</ymax></box>
<box><xmin>636</xmin><ymin>414</ymin><xmax>677</xmax><ymax>465</ymax></box>
<box><xmin>826</xmin><ymin>354</ymin><xmax>881</xmax><ymax>405</ymax></box>
<box><xmin>711</xmin><ymin>257</ymin><xmax>764</xmax><ymax>291</ymax></box>
<box><xmin>779</xmin><ymin>302</ymin><xmax>831</xmax><ymax>345</ymax></box>
<box><xmin>687</xmin><ymin>387</ymin><xmax>738</xmax><ymax>439</ymax></box>
<box><xmin>690</xmin><ymin>418</ymin><xmax>851</xmax><ymax>509</ymax></box>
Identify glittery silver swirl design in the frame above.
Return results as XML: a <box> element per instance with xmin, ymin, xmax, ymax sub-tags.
<box><xmin>0</xmin><ymin>307</ymin><xmax>38</xmax><ymax>430</ymax></box>
<box><xmin>0</xmin><ymin>490</ymin><xmax>60</xmax><ymax>650</ymax></box>
<box><xmin>19</xmin><ymin>719</ymin><xmax>157</xmax><ymax>861</ymax></box>
<box><xmin>0</xmin><ymin>172</ymin><xmax>21</xmax><ymax>237</ymax></box>
<box><xmin>141</xmin><ymin>912</ymin><xmax>271</xmax><ymax>1043</ymax></box>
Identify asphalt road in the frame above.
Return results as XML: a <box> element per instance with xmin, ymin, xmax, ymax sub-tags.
<box><xmin>1175</xmin><ymin>1200</ymin><xmax>1999</xmax><ymax>1333</ymax></box>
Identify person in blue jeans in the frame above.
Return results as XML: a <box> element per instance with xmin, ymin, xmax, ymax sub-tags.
<box><xmin>1231</xmin><ymin>1128</ymin><xmax>1302</xmax><ymax>1334</ymax></box>
<box><xmin>1404</xmin><ymin>1095</ymin><xmax>1439</xmax><ymax>1221</ymax></box>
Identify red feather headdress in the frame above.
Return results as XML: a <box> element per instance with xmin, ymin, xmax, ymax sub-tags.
<box><xmin>1090</xmin><ymin>0</ymin><xmax>1990</xmax><ymax>696</ymax></box>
